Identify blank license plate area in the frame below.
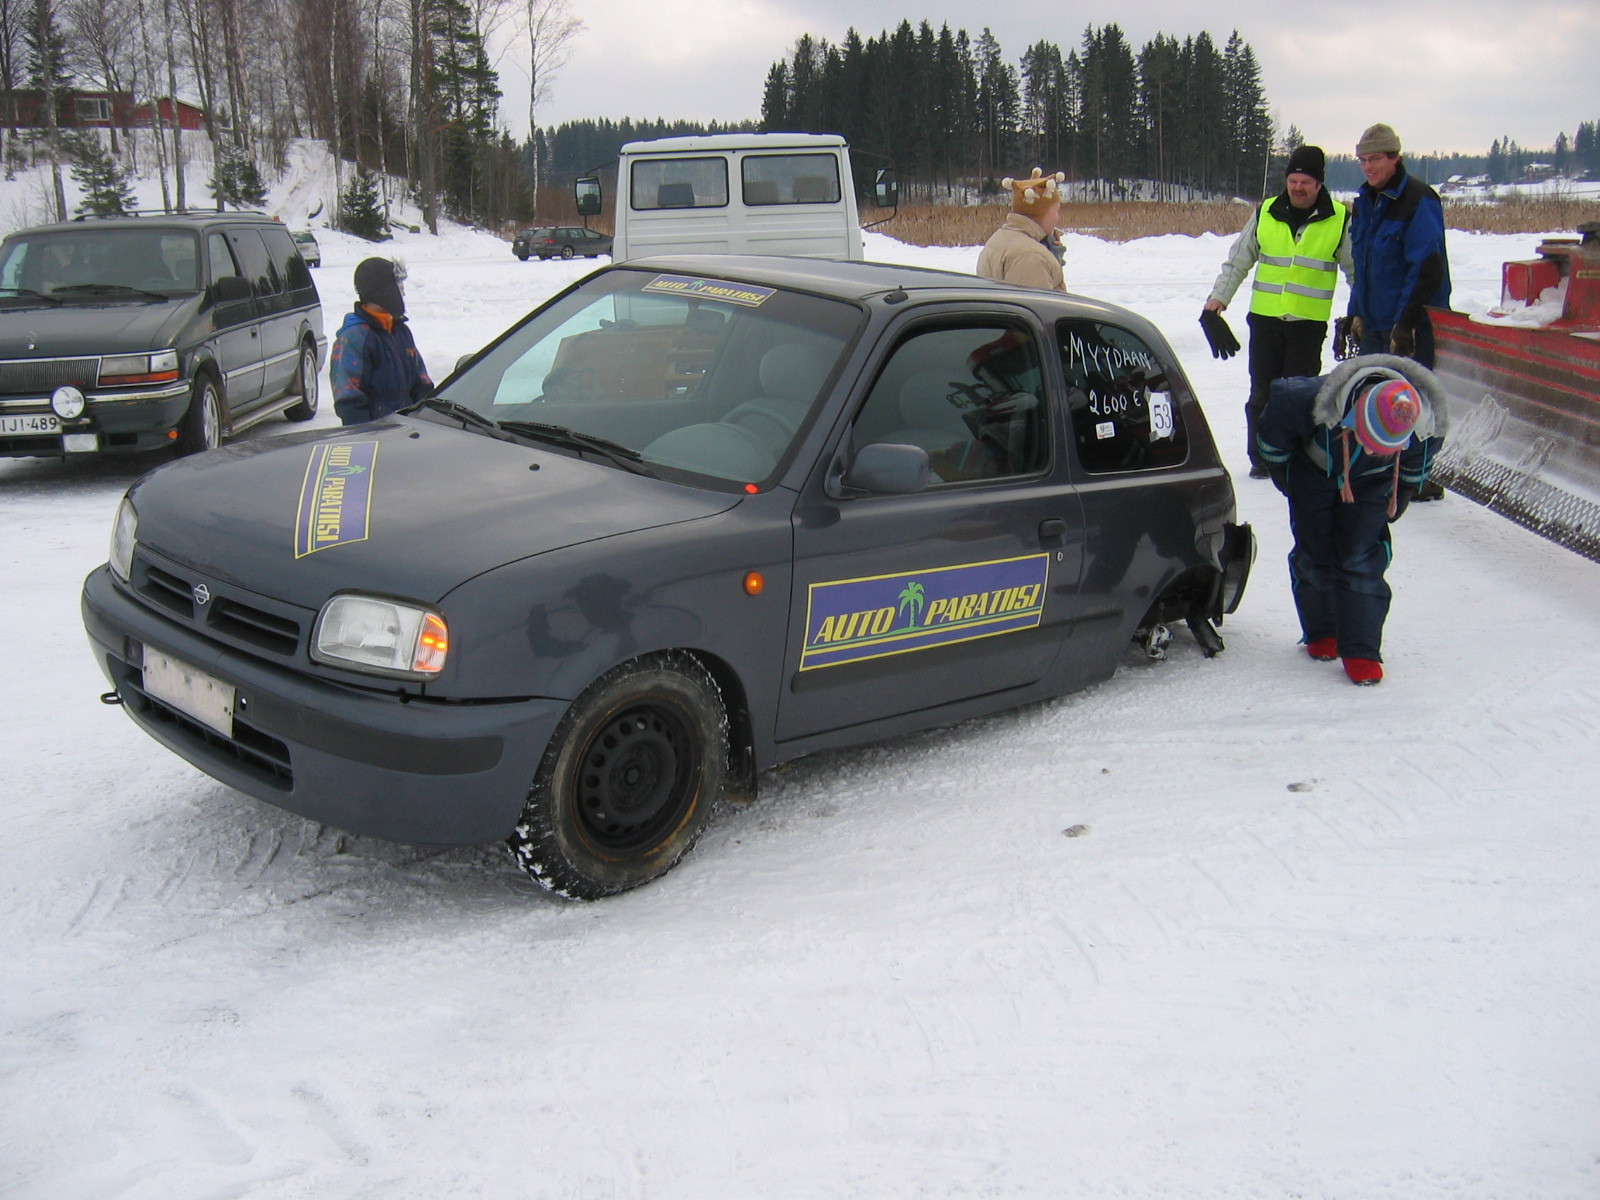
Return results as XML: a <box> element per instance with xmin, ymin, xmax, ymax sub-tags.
<box><xmin>0</xmin><ymin>413</ymin><xmax>60</xmax><ymax>435</ymax></box>
<box><xmin>143</xmin><ymin>649</ymin><xmax>235</xmax><ymax>737</ymax></box>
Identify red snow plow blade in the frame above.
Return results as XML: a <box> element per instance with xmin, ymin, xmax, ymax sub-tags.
<box><xmin>1428</xmin><ymin>223</ymin><xmax>1600</xmax><ymax>563</ymax></box>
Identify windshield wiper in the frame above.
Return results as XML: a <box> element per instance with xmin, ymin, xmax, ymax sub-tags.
<box><xmin>51</xmin><ymin>283</ymin><xmax>169</xmax><ymax>301</ymax></box>
<box><xmin>498</xmin><ymin>420</ymin><xmax>653</xmax><ymax>474</ymax></box>
<box><xmin>415</xmin><ymin>395</ymin><xmax>503</xmax><ymax>432</ymax></box>
<box><xmin>0</xmin><ymin>286</ymin><xmax>62</xmax><ymax>305</ymax></box>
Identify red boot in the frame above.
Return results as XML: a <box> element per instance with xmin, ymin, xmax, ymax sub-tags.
<box><xmin>1342</xmin><ymin>657</ymin><xmax>1383</xmax><ymax>686</ymax></box>
<box><xmin>1305</xmin><ymin>638</ymin><xmax>1337</xmax><ymax>662</ymax></box>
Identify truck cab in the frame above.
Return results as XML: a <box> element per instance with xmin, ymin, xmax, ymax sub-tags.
<box><xmin>580</xmin><ymin>133</ymin><xmax>893</xmax><ymax>263</ymax></box>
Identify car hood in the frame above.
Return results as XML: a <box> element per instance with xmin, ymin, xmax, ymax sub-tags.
<box><xmin>0</xmin><ymin>296</ymin><xmax>193</xmax><ymax>358</ymax></box>
<box><xmin>127</xmin><ymin>416</ymin><xmax>744</xmax><ymax>607</ymax></box>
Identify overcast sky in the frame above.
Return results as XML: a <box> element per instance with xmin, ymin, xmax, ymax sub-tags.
<box><xmin>489</xmin><ymin>0</ymin><xmax>1600</xmax><ymax>157</ymax></box>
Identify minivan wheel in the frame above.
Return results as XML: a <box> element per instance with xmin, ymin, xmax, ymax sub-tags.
<box><xmin>284</xmin><ymin>342</ymin><xmax>319</xmax><ymax>421</ymax></box>
<box><xmin>506</xmin><ymin>652</ymin><xmax>727</xmax><ymax>899</ymax></box>
<box><xmin>560</xmin><ymin>245</ymin><xmax>575</xmax><ymax>259</ymax></box>
<box><xmin>175</xmin><ymin>374</ymin><xmax>223</xmax><ymax>457</ymax></box>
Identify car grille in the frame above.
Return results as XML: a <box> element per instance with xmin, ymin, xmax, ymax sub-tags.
<box><xmin>133</xmin><ymin>553</ymin><xmax>308</xmax><ymax>659</ymax></box>
<box><xmin>0</xmin><ymin>356</ymin><xmax>99</xmax><ymax>396</ymax></box>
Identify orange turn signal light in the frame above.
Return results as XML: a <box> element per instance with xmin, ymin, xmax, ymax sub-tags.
<box><xmin>743</xmin><ymin>571</ymin><xmax>764</xmax><ymax>596</ymax></box>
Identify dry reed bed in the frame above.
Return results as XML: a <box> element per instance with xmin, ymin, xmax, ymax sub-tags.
<box><xmin>878</xmin><ymin>198</ymin><xmax>1600</xmax><ymax>246</ymax></box>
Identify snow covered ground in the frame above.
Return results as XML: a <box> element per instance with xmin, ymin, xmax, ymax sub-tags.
<box><xmin>3</xmin><ymin>205</ymin><xmax>1599</xmax><ymax>1198</ymax></box>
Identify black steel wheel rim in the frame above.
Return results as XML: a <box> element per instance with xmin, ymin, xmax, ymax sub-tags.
<box><xmin>574</xmin><ymin>702</ymin><xmax>699</xmax><ymax>853</ymax></box>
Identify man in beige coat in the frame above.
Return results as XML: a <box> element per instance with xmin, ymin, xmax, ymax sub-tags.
<box><xmin>977</xmin><ymin>168</ymin><xmax>1066</xmax><ymax>291</ymax></box>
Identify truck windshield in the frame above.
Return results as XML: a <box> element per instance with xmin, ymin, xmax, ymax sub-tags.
<box><xmin>0</xmin><ymin>229</ymin><xmax>201</xmax><ymax>296</ymax></box>
<box><xmin>435</xmin><ymin>268</ymin><xmax>862</xmax><ymax>487</ymax></box>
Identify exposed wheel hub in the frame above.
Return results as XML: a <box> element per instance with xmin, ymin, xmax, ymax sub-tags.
<box><xmin>577</xmin><ymin>706</ymin><xmax>693</xmax><ymax>850</ymax></box>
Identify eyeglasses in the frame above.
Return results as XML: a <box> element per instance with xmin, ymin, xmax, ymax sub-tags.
<box><xmin>1357</xmin><ymin>153</ymin><xmax>1394</xmax><ymax>166</ymax></box>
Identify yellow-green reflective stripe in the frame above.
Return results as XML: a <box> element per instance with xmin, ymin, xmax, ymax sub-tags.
<box><xmin>1293</xmin><ymin>255</ymin><xmax>1337</xmax><ymax>271</ymax></box>
<box><xmin>1285</xmin><ymin>282</ymin><xmax>1336</xmax><ymax>299</ymax></box>
<box><xmin>1258</xmin><ymin>253</ymin><xmax>1293</xmax><ymax>266</ymax></box>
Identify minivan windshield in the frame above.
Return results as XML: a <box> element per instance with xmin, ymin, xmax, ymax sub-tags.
<box><xmin>0</xmin><ymin>228</ymin><xmax>202</xmax><ymax>297</ymax></box>
<box><xmin>435</xmin><ymin>268</ymin><xmax>862</xmax><ymax>487</ymax></box>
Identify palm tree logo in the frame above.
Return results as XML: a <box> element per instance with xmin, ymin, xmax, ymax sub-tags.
<box><xmin>897</xmin><ymin>580</ymin><xmax>926</xmax><ymax>628</ymax></box>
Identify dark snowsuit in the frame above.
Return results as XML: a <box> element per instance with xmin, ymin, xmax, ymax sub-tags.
<box><xmin>1257</xmin><ymin>355</ymin><xmax>1448</xmax><ymax>661</ymax></box>
<box><xmin>330</xmin><ymin>304</ymin><xmax>432</xmax><ymax>425</ymax></box>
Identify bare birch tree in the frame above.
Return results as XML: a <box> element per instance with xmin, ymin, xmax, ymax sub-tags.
<box><xmin>519</xmin><ymin>0</ymin><xmax>577</xmax><ymax>212</ymax></box>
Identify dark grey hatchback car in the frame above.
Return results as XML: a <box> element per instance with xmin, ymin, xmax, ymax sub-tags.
<box><xmin>82</xmin><ymin>257</ymin><xmax>1252</xmax><ymax>899</ymax></box>
<box><xmin>0</xmin><ymin>211</ymin><xmax>325</xmax><ymax>458</ymax></box>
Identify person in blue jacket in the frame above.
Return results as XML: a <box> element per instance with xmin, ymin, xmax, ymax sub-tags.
<box><xmin>1257</xmin><ymin>354</ymin><xmax>1449</xmax><ymax>686</ymax></box>
<box><xmin>1336</xmin><ymin>123</ymin><xmax>1451</xmax><ymax>369</ymax></box>
<box><xmin>330</xmin><ymin>257</ymin><xmax>432</xmax><ymax>425</ymax></box>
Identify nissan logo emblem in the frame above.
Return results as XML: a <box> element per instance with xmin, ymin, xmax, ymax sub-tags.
<box><xmin>193</xmin><ymin>583</ymin><xmax>211</xmax><ymax>605</ymax></box>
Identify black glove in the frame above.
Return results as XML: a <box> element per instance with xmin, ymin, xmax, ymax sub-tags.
<box><xmin>1333</xmin><ymin>315</ymin><xmax>1364</xmax><ymax>361</ymax></box>
<box><xmin>1199</xmin><ymin>309</ymin><xmax>1241</xmax><ymax>360</ymax></box>
<box><xmin>1389</xmin><ymin>322</ymin><xmax>1416</xmax><ymax>358</ymax></box>
<box><xmin>1389</xmin><ymin>484</ymin><xmax>1417</xmax><ymax>523</ymax></box>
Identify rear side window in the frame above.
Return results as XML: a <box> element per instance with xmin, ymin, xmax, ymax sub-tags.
<box><xmin>262</xmin><ymin>226</ymin><xmax>312</xmax><ymax>290</ymax></box>
<box><xmin>1057</xmin><ymin>319</ymin><xmax>1188</xmax><ymax>473</ymax></box>
<box><xmin>630</xmin><ymin>157</ymin><xmax>729</xmax><ymax>210</ymax></box>
<box><xmin>741</xmin><ymin>154</ymin><xmax>842</xmax><ymax>206</ymax></box>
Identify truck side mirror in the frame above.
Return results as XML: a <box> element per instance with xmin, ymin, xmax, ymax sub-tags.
<box><xmin>210</xmin><ymin>275</ymin><xmax>252</xmax><ymax>303</ymax></box>
<box><xmin>575</xmin><ymin>176</ymin><xmax>602</xmax><ymax>218</ymax></box>
<box><xmin>874</xmin><ymin>168</ymin><xmax>899</xmax><ymax>210</ymax></box>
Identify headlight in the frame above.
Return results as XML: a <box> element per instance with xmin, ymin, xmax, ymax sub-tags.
<box><xmin>109</xmin><ymin>496</ymin><xmax>137</xmax><ymax>582</ymax></box>
<box><xmin>311</xmin><ymin>595</ymin><xmax>449</xmax><ymax>678</ymax></box>
<box><xmin>99</xmin><ymin>350</ymin><xmax>180</xmax><ymax>386</ymax></box>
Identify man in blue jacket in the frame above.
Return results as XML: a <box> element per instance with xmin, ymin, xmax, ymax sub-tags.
<box><xmin>1337</xmin><ymin>123</ymin><xmax>1451</xmax><ymax>369</ymax></box>
<box><xmin>1258</xmin><ymin>355</ymin><xmax>1448</xmax><ymax>686</ymax></box>
<box><xmin>331</xmin><ymin>257</ymin><xmax>432</xmax><ymax>425</ymax></box>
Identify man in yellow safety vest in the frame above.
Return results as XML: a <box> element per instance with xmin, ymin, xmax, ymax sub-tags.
<box><xmin>1202</xmin><ymin>144</ymin><xmax>1353</xmax><ymax>478</ymax></box>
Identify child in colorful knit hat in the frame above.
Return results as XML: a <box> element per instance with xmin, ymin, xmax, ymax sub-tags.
<box><xmin>1256</xmin><ymin>355</ymin><xmax>1449</xmax><ymax>684</ymax></box>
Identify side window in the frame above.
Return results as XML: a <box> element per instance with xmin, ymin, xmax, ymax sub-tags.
<box><xmin>262</xmin><ymin>226</ymin><xmax>311</xmax><ymax>290</ymax></box>
<box><xmin>741</xmin><ymin>154</ymin><xmax>843</xmax><ymax>206</ymax></box>
<box><xmin>228</xmin><ymin>228</ymin><xmax>278</xmax><ymax>296</ymax></box>
<box><xmin>208</xmin><ymin>232</ymin><xmax>240</xmax><ymax>283</ymax></box>
<box><xmin>630</xmin><ymin>157</ymin><xmax>729</xmax><ymax>210</ymax></box>
<box><xmin>852</xmin><ymin>324</ymin><xmax>1049</xmax><ymax>484</ymax></box>
<box><xmin>1058</xmin><ymin>319</ymin><xmax>1188</xmax><ymax>473</ymax></box>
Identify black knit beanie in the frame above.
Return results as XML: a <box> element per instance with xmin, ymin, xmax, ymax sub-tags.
<box><xmin>1285</xmin><ymin>144</ymin><xmax>1326</xmax><ymax>183</ymax></box>
<box><xmin>353</xmin><ymin>257</ymin><xmax>405</xmax><ymax>318</ymax></box>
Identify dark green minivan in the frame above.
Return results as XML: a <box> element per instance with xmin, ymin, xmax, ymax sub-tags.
<box><xmin>0</xmin><ymin>211</ymin><xmax>325</xmax><ymax>458</ymax></box>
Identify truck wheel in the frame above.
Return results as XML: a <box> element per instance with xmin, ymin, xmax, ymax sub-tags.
<box><xmin>507</xmin><ymin>652</ymin><xmax>726</xmax><ymax>899</ymax></box>
<box><xmin>283</xmin><ymin>341</ymin><xmax>319</xmax><ymax>421</ymax></box>
<box><xmin>175</xmin><ymin>374</ymin><xmax>223</xmax><ymax>456</ymax></box>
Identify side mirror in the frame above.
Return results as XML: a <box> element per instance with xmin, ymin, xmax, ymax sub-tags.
<box><xmin>841</xmin><ymin>442</ymin><xmax>929</xmax><ymax>495</ymax></box>
<box><xmin>874</xmin><ymin>168</ymin><xmax>899</xmax><ymax>210</ymax></box>
<box><xmin>575</xmin><ymin>176</ymin><xmax>602</xmax><ymax>218</ymax></box>
<box><xmin>210</xmin><ymin>275</ymin><xmax>252</xmax><ymax>303</ymax></box>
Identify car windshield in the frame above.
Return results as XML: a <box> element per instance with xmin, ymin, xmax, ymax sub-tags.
<box><xmin>435</xmin><ymin>268</ymin><xmax>862</xmax><ymax>487</ymax></box>
<box><xmin>0</xmin><ymin>228</ymin><xmax>201</xmax><ymax>296</ymax></box>
<box><xmin>292</xmin><ymin>231</ymin><xmax>315</xmax><ymax>244</ymax></box>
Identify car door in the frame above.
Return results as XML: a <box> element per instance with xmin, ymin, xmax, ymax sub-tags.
<box><xmin>776</xmin><ymin>310</ymin><xmax>1086</xmax><ymax>743</ymax></box>
<box><xmin>258</xmin><ymin>226</ymin><xmax>312</xmax><ymax>399</ymax></box>
<box><xmin>205</xmin><ymin>230</ymin><xmax>262</xmax><ymax>407</ymax></box>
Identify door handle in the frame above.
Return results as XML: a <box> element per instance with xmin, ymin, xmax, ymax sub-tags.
<box><xmin>1039</xmin><ymin>518</ymin><xmax>1068</xmax><ymax>543</ymax></box>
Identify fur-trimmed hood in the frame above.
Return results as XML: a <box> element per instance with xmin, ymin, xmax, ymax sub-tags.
<box><xmin>1312</xmin><ymin>354</ymin><xmax>1449</xmax><ymax>441</ymax></box>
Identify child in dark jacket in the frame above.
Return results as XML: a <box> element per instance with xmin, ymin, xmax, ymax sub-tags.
<box><xmin>1257</xmin><ymin>354</ymin><xmax>1449</xmax><ymax>685</ymax></box>
<box><xmin>330</xmin><ymin>257</ymin><xmax>432</xmax><ymax>425</ymax></box>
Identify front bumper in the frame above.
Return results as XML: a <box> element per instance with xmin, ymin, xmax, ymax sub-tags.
<box><xmin>0</xmin><ymin>382</ymin><xmax>191</xmax><ymax>456</ymax></box>
<box><xmin>82</xmin><ymin>566</ymin><xmax>566</xmax><ymax>845</ymax></box>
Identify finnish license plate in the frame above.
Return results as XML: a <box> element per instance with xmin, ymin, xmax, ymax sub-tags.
<box><xmin>0</xmin><ymin>413</ymin><xmax>61</xmax><ymax>435</ymax></box>
<box><xmin>142</xmin><ymin>649</ymin><xmax>236</xmax><ymax>738</ymax></box>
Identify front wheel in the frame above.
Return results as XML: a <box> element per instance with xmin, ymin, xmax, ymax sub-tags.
<box><xmin>507</xmin><ymin>652</ymin><xmax>727</xmax><ymax>899</ymax></box>
<box><xmin>174</xmin><ymin>374</ymin><xmax>223</xmax><ymax>456</ymax></box>
<box><xmin>283</xmin><ymin>341</ymin><xmax>319</xmax><ymax>421</ymax></box>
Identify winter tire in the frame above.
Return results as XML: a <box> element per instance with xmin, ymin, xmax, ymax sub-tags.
<box><xmin>175</xmin><ymin>373</ymin><xmax>223</xmax><ymax>457</ymax></box>
<box><xmin>283</xmin><ymin>341</ymin><xmax>319</xmax><ymax>421</ymax></box>
<box><xmin>560</xmin><ymin>245</ymin><xmax>575</xmax><ymax>259</ymax></box>
<box><xmin>507</xmin><ymin>652</ymin><xmax>726</xmax><ymax>899</ymax></box>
